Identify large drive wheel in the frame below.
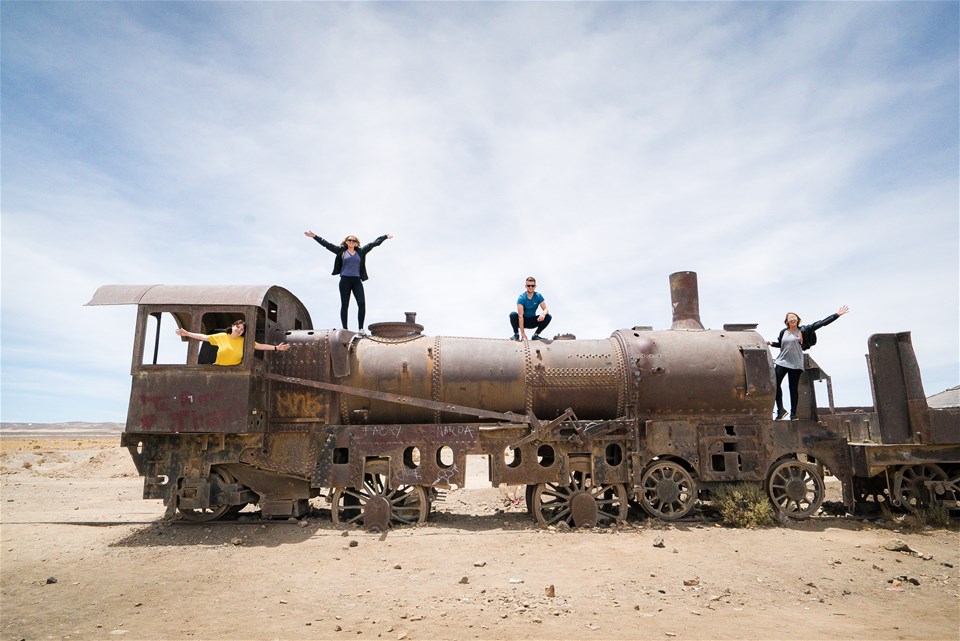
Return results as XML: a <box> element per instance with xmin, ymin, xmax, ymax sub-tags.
<box><xmin>525</xmin><ymin>484</ymin><xmax>537</xmax><ymax>515</ymax></box>
<box><xmin>892</xmin><ymin>464</ymin><xmax>948</xmax><ymax>512</ymax></box>
<box><xmin>767</xmin><ymin>459</ymin><xmax>824</xmax><ymax>519</ymax></box>
<box><xmin>639</xmin><ymin>460</ymin><xmax>697</xmax><ymax>520</ymax></box>
<box><xmin>531</xmin><ymin>472</ymin><xmax>628</xmax><ymax>528</ymax></box>
<box><xmin>331</xmin><ymin>468</ymin><xmax>429</xmax><ymax>531</ymax></box>
<box><xmin>177</xmin><ymin>467</ymin><xmax>236</xmax><ymax>522</ymax></box>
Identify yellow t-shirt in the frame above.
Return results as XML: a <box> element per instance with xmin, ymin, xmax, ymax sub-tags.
<box><xmin>208</xmin><ymin>333</ymin><xmax>245</xmax><ymax>366</ymax></box>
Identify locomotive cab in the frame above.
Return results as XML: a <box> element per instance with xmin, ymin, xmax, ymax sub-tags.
<box><xmin>87</xmin><ymin>284</ymin><xmax>312</xmax><ymax>435</ymax></box>
<box><xmin>87</xmin><ymin>285</ymin><xmax>315</xmax><ymax>519</ymax></box>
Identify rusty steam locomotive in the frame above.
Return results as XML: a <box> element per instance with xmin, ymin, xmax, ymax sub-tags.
<box><xmin>87</xmin><ymin>272</ymin><xmax>959</xmax><ymax>531</ymax></box>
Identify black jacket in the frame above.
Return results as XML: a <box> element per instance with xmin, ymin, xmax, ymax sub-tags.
<box><xmin>313</xmin><ymin>235</ymin><xmax>388</xmax><ymax>282</ymax></box>
<box><xmin>772</xmin><ymin>313</ymin><xmax>840</xmax><ymax>351</ymax></box>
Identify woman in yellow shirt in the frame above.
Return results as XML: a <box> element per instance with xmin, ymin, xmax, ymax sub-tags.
<box><xmin>175</xmin><ymin>320</ymin><xmax>289</xmax><ymax>366</ymax></box>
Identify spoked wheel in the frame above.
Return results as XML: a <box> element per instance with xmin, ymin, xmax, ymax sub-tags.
<box><xmin>331</xmin><ymin>469</ymin><xmax>429</xmax><ymax>532</ymax></box>
<box><xmin>639</xmin><ymin>461</ymin><xmax>697</xmax><ymax>520</ymax></box>
<box><xmin>766</xmin><ymin>459</ymin><xmax>825</xmax><ymax>519</ymax></box>
<box><xmin>853</xmin><ymin>476</ymin><xmax>890</xmax><ymax>507</ymax></box>
<box><xmin>177</xmin><ymin>467</ymin><xmax>236</xmax><ymax>522</ymax></box>
<box><xmin>892</xmin><ymin>464</ymin><xmax>949</xmax><ymax>512</ymax></box>
<box><xmin>525</xmin><ymin>484</ymin><xmax>537</xmax><ymax>515</ymax></box>
<box><xmin>531</xmin><ymin>472</ymin><xmax>628</xmax><ymax>528</ymax></box>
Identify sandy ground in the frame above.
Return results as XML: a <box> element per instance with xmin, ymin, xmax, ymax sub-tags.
<box><xmin>1</xmin><ymin>432</ymin><xmax>958</xmax><ymax>641</ymax></box>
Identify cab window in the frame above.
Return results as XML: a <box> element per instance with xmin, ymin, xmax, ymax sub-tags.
<box><xmin>141</xmin><ymin>312</ymin><xmax>188</xmax><ymax>365</ymax></box>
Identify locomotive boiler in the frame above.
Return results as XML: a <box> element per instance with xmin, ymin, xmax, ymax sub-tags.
<box><xmin>87</xmin><ymin>272</ymin><xmax>959</xmax><ymax>531</ymax></box>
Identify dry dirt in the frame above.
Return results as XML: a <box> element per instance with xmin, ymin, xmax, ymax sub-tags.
<box><xmin>1</xmin><ymin>433</ymin><xmax>958</xmax><ymax>641</ymax></box>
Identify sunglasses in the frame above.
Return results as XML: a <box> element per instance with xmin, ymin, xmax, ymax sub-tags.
<box><xmin>526</xmin><ymin>284</ymin><xmax>536</xmax><ymax>288</ymax></box>
<box><xmin>346</xmin><ymin>238</ymin><xmax>358</xmax><ymax>243</ymax></box>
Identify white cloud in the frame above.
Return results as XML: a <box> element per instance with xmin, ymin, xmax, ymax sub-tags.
<box><xmin>2</xmin><ymin>1</ymin><xmax>957</xmax><ymax>421</ymax></box>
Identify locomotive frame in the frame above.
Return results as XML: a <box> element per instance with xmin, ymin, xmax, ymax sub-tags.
<box><xmin>87</xmin><ymin>274</ymin><xmax>959</xmax><ymax>531</ymax></box>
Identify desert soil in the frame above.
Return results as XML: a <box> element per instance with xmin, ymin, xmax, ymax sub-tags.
<box><xmin>0</xmin><ymin>429</ymin><xmax>957</xmax><ymax>641</ymax></box>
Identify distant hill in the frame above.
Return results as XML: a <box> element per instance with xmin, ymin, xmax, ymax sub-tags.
<box><xmin>0</xmin><ymin>422</ymin><xmax>124</xmax><ymax>438</ymax></box>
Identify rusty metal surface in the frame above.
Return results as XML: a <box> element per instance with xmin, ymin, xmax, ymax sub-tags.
<box><xmin>335</xmin><ymin>335</ymin><xmax>626</xmax><ymax>424</ymax></box>
<box><xmin>848</xmin><ymin>443</ymin><xmax>960</xmax><ymax>477</ymax></box>
<box><xmin>88</xmin><ymin>284</ymin><xmax>308</xmax><ymax>313</ymax></box>
<box><xmin>127</xmin><ymin>370</ymin><xmax>266</xmax><ymax>433</ymax></box>
<box><xmin>265</xmin><ymin>373</ymin><xmax>529</xmax><ymax>423</ymax></box>
<box><xmin>868</xmin><ymin>333</ymin><xmax>918</xmax><ymax>443</ymax></box>
<box><xmin>96</xmin><ymin>272</ymin><xmax>960</xmax><ymax>523</ymax></box>
<box><xmin>269</xmin><ymin>330</ymin><xmax>336</xmax><ymax>424</ymax></box>
<box><xmin>669</xmin><ymin>271</ymin><xmax>704</xmax><ymax>330</ymax></box>
<box><xmin>86</xmin><ymin>284</ymin><xmax>161</xmax><ymax>306</ymax></box>
<box><xmin>621</xmin><ymin>328</ymin><xmax>773</xmax><ymax>416</ymax></box>
<box><xmin>929</xmin><ymin>407</ymin><xmax>960</xmax><ymax>444</ymax></box>
<box><xmin>696</xmin><ymin>421</ymin><xmax>763</xmax><ymax>482</ymax></box>
<box><xmin>821</xmin><ymin>410</ymin><xmax>881</xmax><ymax>443</ymax></box>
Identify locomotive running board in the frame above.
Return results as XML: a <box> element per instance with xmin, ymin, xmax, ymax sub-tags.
<box><xmin>263</xmin><ymin>373</ymin><xmax>529</xmax><ymax>424</ymax></box>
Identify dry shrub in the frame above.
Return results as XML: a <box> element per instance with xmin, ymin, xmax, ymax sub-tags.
<box><xmin>712</xmin><ymin>482</ymin><xmax>773</xmax><ymax>528</ymax></box>
<box><xmin>909</xmin><ymin>505</ymin><xmax>951</xmax><ymax>529</ymax></box>
<box><xmin>882</xmin><ymin>503</ymin><xmax>951</xmax><ymax>530</ymax></box>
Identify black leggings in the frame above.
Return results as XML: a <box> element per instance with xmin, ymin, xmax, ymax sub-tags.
<box><xmin>775</xmin><ymin>364</ymin><xmax>803</xmax><ymax>416</ymax></box>
<box><xmin>338</xmin><ymin>276</ymin><xmax>366</xmax><ymax>330</ymax></box>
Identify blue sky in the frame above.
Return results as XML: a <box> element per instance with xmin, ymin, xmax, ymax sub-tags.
<box><xmin>1</xmin><ymin>1</ymin><xmax>957</xmax><ymax>423</ymax></box>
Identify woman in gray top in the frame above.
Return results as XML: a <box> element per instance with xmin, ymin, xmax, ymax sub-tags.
<box><xmin>767</xmin><ymin>306</ymin><xmax>849</xmax><ymax>420</ymax></box>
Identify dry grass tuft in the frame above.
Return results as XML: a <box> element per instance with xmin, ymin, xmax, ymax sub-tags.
<box><xmin>712</xmin><ymin>482</ymin><xmax>774</xmax><ymax>528</ymax></box>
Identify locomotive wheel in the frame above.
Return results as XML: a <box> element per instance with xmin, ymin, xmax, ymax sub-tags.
<box><xmin>525</xmin><ymin>484</ymin><xmax>536</xmax><ymax>515</ymax></box>
<box><xmin>331</xmin><ymin>472</ymin><xmax>429</xmax><ymax>530</ymax></box>
<box><xmin>853</xmin><ymin>476</ymin><xmax>889</xmax><ymax>504</ymax></box>
<box><xmin>892</xmin><ymin>464</ymin><xmax>948</xmax><ymax>512</ymax></box>
<box><xmin>766</xmin><ymin>459</ymin><xmax>824</xmax><ymax>519</ymax></box>
<box><xmin>531</xmin><ymin>473</ymin><xmax>628</xmax><ymax>528</ymax></box>
<box><xmin>177</xmin><ymin>467</ymin><xmax>235</xmax><ymax>523</ymax></box>
<box><xmin>639</xmin><ymin>461</ymin><xmax>697</xmax><ymax>520</ymax></box>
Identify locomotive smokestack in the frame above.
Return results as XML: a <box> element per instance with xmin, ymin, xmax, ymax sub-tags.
<box><xmin>669</xmin><ymin>271</ymin><xmax>704</xmax><ymax>330</ymax></box>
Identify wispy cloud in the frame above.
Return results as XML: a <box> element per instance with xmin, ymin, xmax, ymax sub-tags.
<box><xmin>2</xmin><ymin>2</ymin><xmax>957</xmax><ymax>421</ymax></box>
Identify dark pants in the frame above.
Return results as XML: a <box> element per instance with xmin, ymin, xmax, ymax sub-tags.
<box><xmin>339</xmin><ymin>276</ymin><xmax>366</xmax><ymax>330</ymax></box>
<box><xmin>510</xmin><ymin>312</ymin><xmax>552</xmax><ymax>336</ymax></box>
<box><xmin>775</xmin><ymin>364</ymin><xmax>802</xmax><ymax>418</ymax></box>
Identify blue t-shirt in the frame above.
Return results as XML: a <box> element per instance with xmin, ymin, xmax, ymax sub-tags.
<box><xmin>517</xmin><ymin>291</ymin><xmax>545</xmax><ymax>317</ymax></box>
<box><xmin>340</xmin><ymin>251</ymin><xmax>361</xmax><ymax>277</ymax></box>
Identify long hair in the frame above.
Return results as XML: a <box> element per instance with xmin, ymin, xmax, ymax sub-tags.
<box><xmin>341</xmin><ymin>235</ymin><xmax>360</xmax><ymax>246</ymax></box>
<box><xmin>783</xmin><ymin>312</ymin><xmax>801</xmax><ymax>326</ymax></box>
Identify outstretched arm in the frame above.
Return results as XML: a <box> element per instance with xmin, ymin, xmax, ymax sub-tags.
<box><xmin>176</xmin><ymin>328</ymin><xmax>210</xmax><ymax>342</ymax></box>
<box><xmin>807</xmin><ymin>305</ymin><xmax>850</xmax><ymax>332</ymax></box>
<box><xmin>362</xmin><ymin>234</ymin><xmax>393</xmax><ymax>253</ymax></box>
<box><xmin>304</xmin><ymin>231</ymin><xmax>343</xmax><ymax>254</ymax></box>
<box><xmin>254</xmin><ymin>341</ymin><xmax>291</xmax><ymax>352</ymax></box>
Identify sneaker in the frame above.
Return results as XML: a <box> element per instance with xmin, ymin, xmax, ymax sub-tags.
<box><xmin>531</xmin><ymin>334</ymin><xmax>544</xmax><ymax>341</ymax></box>
<box><xmin>775</xmin><ymin>409</ymin><xmax>787</xmax><ymax>420</ymax></box>
<box><xmin>789</xmin><ymin>413</ymin><xmax>797</xmax><ymax>420</ymax></box>
<box><xmin>511</xmin><ymin>334</ymin><xmax>520</xmax><ymax>341</ymax></box>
